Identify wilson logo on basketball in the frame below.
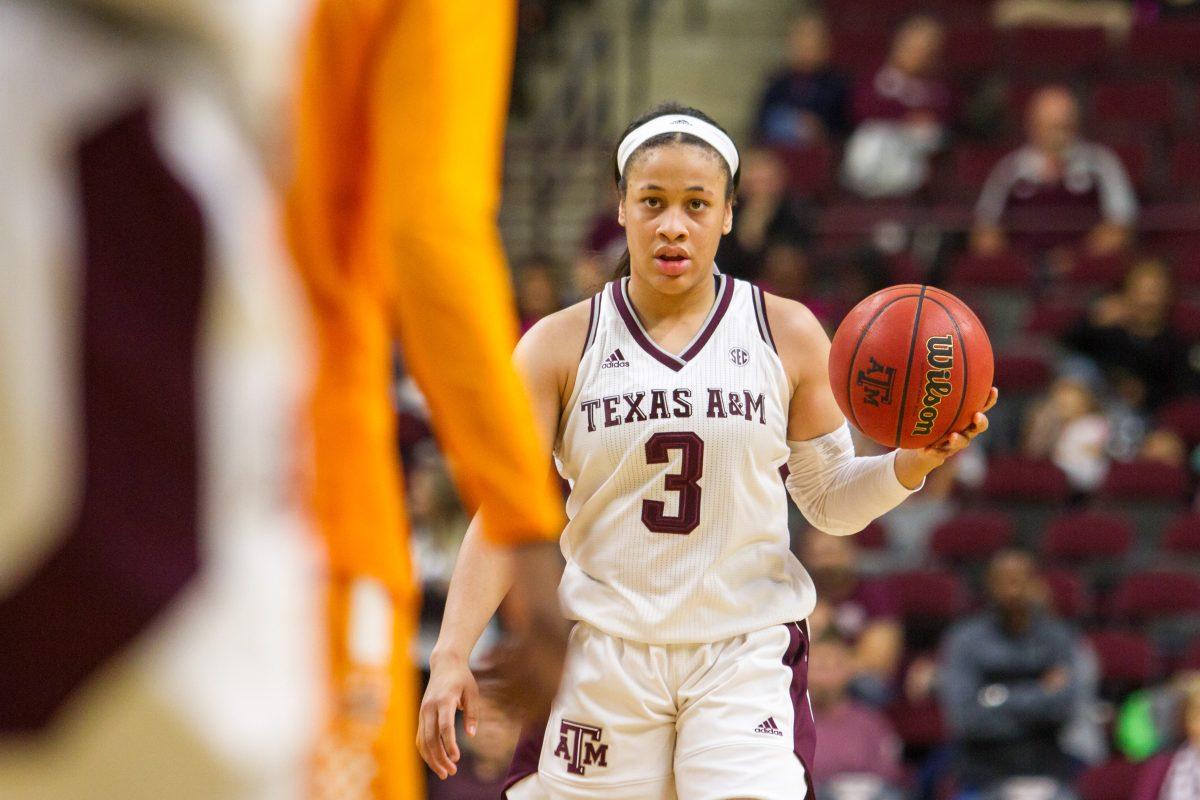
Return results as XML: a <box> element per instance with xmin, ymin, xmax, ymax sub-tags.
<box><xmin>912</xmin><ymin>335</ymin><xmax>954</xmax><ymax>437</ymax></box>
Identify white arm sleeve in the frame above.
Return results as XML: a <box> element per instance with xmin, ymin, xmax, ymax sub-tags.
<box><xmin>784</xmin><ymin>423</ymin><xmax>921</xmax><ymax>536</ymax></box>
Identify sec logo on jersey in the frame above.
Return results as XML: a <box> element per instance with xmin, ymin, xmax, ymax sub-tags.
<box><xmin>730</xmin><ymin>347</ymin><xmax>750</xmax><ymax>366</ymax></box>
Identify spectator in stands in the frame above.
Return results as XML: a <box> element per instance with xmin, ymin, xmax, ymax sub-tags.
<box><xmin>716</xmin><ymin>147</ymin><xmax>814</xmax><ymax>283</ymax></box>
<box><xmin>1133</xmin><ymin>676</ymin><xmax>1200</xmax><ymax>800</ymax></box>
<box><xmin>842</xmin><ymin>15</ymin><xmax>952</xmax><ymax>198</ymax></box>
<box><xmin>939</xmin><ymin>550</ymin><xmax>1086</xmax><ymax>793</ymax></box>
<box><xmin>1062</xmin><ymin>257</ymin><xmax>1197</xmax><ymax>411</ymax></box>
<box><xmin>515</xmin><ymin>257</ymin><xmax>564</xmax><ymax>331</ymax></box>
<box><xmin>801</xmin><ymin>528</ymin><xmax>903</xmax><ymax>704</ymax></box>
<box><xmin>971</xmin><ymin>86</ymin><xmax>1137</xmax><ymax>267</ymax></box>
<box><xmin>426</xmin><ymin>693</ymin><xmax>522</xmax><ymax>799</ymax></box>
<box><xmin>1022</xmin><ymin>377</ymin><xmax>1111</xmax><ymax>491</ymax></box>
<box><xmin>754</xmin><ymin>12</ymin><xmax>850</xmax><ymax>147</ymax></box>
<box><xmin>1140</xmin><ymin>427</ymin><xmax>1188</xmax><ymax>467</ymax></box>
<box><xmin>809</xmin><ymin>636</ymin><xmax>907</xmax><ymax>800</ymax></box>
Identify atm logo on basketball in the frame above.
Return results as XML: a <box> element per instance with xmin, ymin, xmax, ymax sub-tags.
<box><xmin>856</xmin><ymin>356</ymin><xmax>896</xmax><ymax>407</ymax></box>
<box><xmin>554</xmin><ymin>719</ymin><xmax>608</xmax><ymax>775</ymax></box>
<box><xmin>912</xmin><ymin>334</ymin><xmax>954</xmax><ymax>436</ymax></box>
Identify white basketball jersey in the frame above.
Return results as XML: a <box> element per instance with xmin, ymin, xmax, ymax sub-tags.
<box><xmin>555</xmin><ymin>273</ymin><xmax>817</xmax><ymax>644</ymax></box>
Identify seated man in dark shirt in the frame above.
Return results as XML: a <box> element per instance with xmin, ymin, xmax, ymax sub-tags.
<box><xmin>939</xmin><ymin>550</ymin><xmax>1084</xmax><ymax>793</ymax></box>
<box><xmin>1063</xmin><ymin>257</ymin><xmax>1197</xmax><ymax>411</ymax></box>
<box><xmin>754</xmin><ymin>12</ymin><xmax>850</xmax><ymax>146</ymax></box>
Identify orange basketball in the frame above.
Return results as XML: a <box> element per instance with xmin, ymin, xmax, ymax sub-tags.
<box><xmin>828</xmin><ymin>285</ymin><xmax>994</xmax><ymax>450</ymax></box>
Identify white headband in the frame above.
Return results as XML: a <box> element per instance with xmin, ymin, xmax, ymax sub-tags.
<box><xmin>616</xmin><ymin>114</ymin><xmax>739</xmax><ymax>178</ymax></box>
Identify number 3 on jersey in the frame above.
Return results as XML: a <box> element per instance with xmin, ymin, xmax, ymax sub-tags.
<box><xmin>641</xmin><ymin>432</ymin><xmax>704</xmax><ymax>534</ymax></box>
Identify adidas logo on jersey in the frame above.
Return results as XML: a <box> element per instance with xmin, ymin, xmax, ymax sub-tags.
<box><xmin>601</xmin><ymin>348</ymin><xmax>630</xmax><ymax>369</ymax></box>
<box><xmin>754</xmin><ymin>717</ymin><xmax>784</xmax><ymax>737</ymax></box>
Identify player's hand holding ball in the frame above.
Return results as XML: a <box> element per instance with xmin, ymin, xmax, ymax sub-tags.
<box><xmin>828</xmin><ymin>285</ymin><xmax>998</xmax><ymax>486</ymax></box>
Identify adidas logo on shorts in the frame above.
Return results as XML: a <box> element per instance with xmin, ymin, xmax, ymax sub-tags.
<box><xmin>754</xmin><ymin>717</ymin><xmax>784</xmax><ymax>737</ymax></box>
<box><xmin>601</xmin><ymin>348</ymin><xmax>630</xmax><ymax>369</ymax></box>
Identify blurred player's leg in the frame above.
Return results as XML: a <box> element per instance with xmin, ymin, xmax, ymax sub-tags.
<box><xmin>291</xmin><ymin>0</ymin><xmax>565</xmax><ymax>797</ymax></box>
<box><xmin>0</xmin><ymin>4</ymin><xmax>320</xmax><ymax>797</ymax></box>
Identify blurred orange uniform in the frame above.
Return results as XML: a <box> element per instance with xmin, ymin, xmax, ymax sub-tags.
<box><xmin>287</xmin><ymin>1</ymin><xmax>563</xmax><ymax>798</ymax></box>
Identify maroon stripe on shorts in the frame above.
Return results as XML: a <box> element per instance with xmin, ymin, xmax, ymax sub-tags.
<box><xmin>0</xmin><ymin>102</ymin><xmax>205</xmax><ymax>731</ymax></box>
<box><xmin>503</xmin><ymin>718</ymin><xmax>549</xmax><ymax>797</ymax></box>
<box><xmin>784</xmin><ymin>620</ymin><xmax>817</xmax><ymax>798</ymax></box>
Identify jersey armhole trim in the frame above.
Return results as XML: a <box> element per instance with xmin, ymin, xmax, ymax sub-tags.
<box><xmin>752</xmin><ymin>286</ymin><xmax>778</xmax><ymax>353</ymax></box>
<box><xmin>581</xmin><ymin>291</ymin><xmax>601</xmax><ymax>360</ymax></box>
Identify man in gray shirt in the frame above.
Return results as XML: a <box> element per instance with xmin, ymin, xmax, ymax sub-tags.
<box><xmin>939</xmin><ymin>550</ymin><xmax>1083</xmax><ymax>792</ymax></box>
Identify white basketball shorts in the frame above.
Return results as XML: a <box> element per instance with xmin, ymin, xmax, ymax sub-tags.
<box><xmin>503</xmin><ymin>620</ymin><xmax>815</xmax><ymax>800</ymax></box>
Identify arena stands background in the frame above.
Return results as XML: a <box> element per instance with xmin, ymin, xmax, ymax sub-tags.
<box><xmin>415</xmin><ymin>2</ymin><xmax>1200</xmax><ymax>798</ymax></box>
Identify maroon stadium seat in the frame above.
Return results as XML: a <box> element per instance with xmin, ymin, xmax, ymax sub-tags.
<box><xmin>1157</xmin><ymin>397</ymin><xmax>1200</xmax><ymax>447</ymax></box>
<box><xmin>831</xmin><ymin>29</ymin><xmax>891</xmax><ymax>72</ymax></box>
<box><xmin>1170</xmin><ymin>243</ymin><xmax>1200</xmax><ymax>288</ymax></box>
<box><xmin>1088</xmin><ymin>630</ymin><xmax>1160</xmax><ymax>685</ymax></box>
<box><xmin>1098</xmin><ymin>460</ymin><xmax>1191</xmax><ymax>503</ymax></box>
<box><xmin>1126</xmin><ymin>22</ymin><xmax>1200</xmax><ymax>69</ymax></box>
<box><xmin>1108</xmin><ymin>141</ymin><xmax>1151</xmax><ymax>191</ymax></box>
<box><xmin>1042</xmin><ymin>568</ymin><xmax>1092</xmax><ymax>620</ymax></box>
<box><xmin>772</xmin><ymin>144</ymin><xmax>836</xmax><ymax>198</ymax></box>
<box><xmin>1170</xmin><ymin>299</ymin><xmax>1200</xmax><ymax>345</ymax></box>
<box><xmin>981</xmin><ymin>456</ymin><xmax>1070</xmax><ymax>502</ymax></box>
<box><xmin>1011</xmin><ymin>27</ymin><xmax>1108</xmax><ymax>72</ymax></box>
<box><xmin>1065</xmin><ymin>251</ymin><xmax>1132</xmax><ymax>288</ymax></box>
<box><xmin>889</xmin><ymin>570</ymin><xmax>971</xmax><ymax>651</ymax></box>
<box><xmin>856</xmin><ymin>519</ymin><xmax>888</xmax><ymax>551</ymax></box>
<box><xmin>887</xmin><ymin>570</ymin><xmax>971</xmax><ymax>618</ymax></box>
<box><xmin>942</xmin><ymin>27</ymin><xmax>1000</xmax><ymax>75</ymax></box>
<box><xmin>1142</xmin><ymin>230</ymin><xmax>1200</xmax><ymax>265</ymax></box>
<box><xmin>1163</xmin><ymin>513</ymin><xmax>1200</xmax><ymax>556</ymax></box>
<box><xmin>826</xmin><ymin>0</ymin><xmax>920</xmax><ymax>29</ymax></box>
<box><xmin>1076</xmin><ymin>758</ymin><xmax>1144</xmax><ymax>800</ymax></box>
<box><xmin>1092</xmin><ymin>81</ymin><xmax>1176</xmax><ymax>129</ymax></box>
<box><xmin>950</xmin><ymin>144</ymin><xmax>1011</xmax><ymax>196</ymax></box>
<box><xmin>815</xmin><ymin>202</ymin><xmax>912</xmax><ymax>255</ymax></box>
<box><xmin>887</xmin><ymin>697</ymin><xmax>946</xmax><ymax>749</ymax></box>
<box><xmin>994</xmin><ymin>352</ymin><xmax>1052</xmax><ymax>394</ymax></box>
<box><xmin>950</xmin><ymin>250</ymin><xmax>1035</xmax><ymax>289</ymax></box>
<box><xmin>1111</xmin><ymin>571</ymin><xmax>1200</xmax><ymax>622</ymax></box>
<box><xmin>1168</xmin><ymin>142</ymin><xmax>1200</xmax><ymax>196</ymax></box>
<box><xmin>930</xmin><ymin>510</ymin><xmax>1015</xmax><ymax>564</ymax></box>
<box><xmin>1023</xmin><ymin>298</ymin><xmax>1086</xmax><ymax>338</ymax></box>
<box><xmin>1042</xmin><ymin>511</ymin><xmax>1133</xmax><ymax>563</ymax></box>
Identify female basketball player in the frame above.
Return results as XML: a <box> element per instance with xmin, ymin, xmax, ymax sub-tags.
<box><xmin>419</xmin><ymin>102</ymin><xmax>998</xmax><ymax>799</ymax></box>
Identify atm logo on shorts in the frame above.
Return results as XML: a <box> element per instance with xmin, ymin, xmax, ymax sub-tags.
<box><xmin>554</xmin><ymin>718</ymin><xmax>609</xmax><ymax>775</ymax></box>
<box><xmin>754</xmin><ymin>716</ymin><xmax>784</xmax><ymax>737</ymax></box>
